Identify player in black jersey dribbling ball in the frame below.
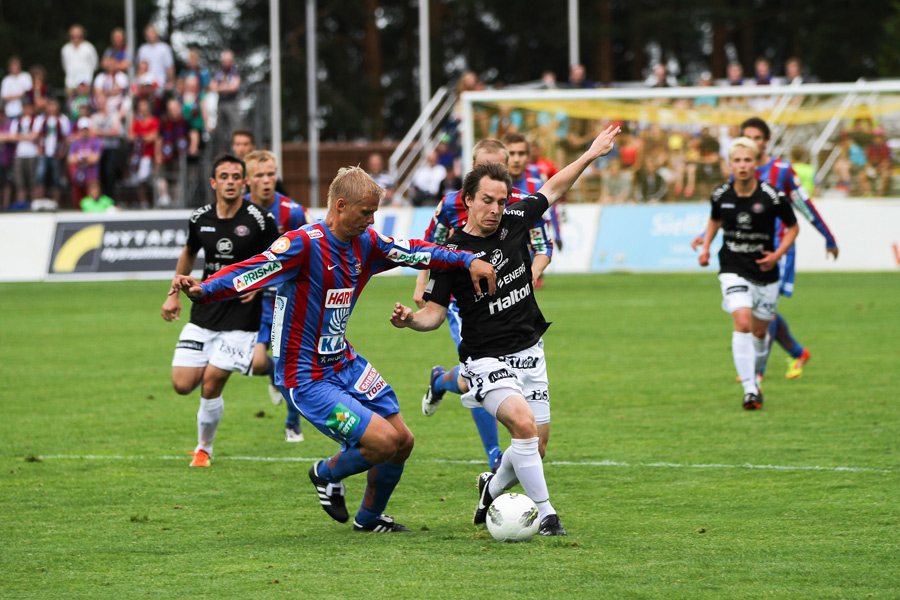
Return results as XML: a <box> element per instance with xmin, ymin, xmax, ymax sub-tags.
<box><xmin>390</xmin><ymin>124</ymin><xmax>620</xmax><ymax>536</ymax></box>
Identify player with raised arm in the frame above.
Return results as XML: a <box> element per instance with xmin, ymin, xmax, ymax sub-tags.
<box><xmin>391</xmin><ymin>124</ymin><xmax>620</xmax><ymax>536</ymax></box>
<box><xmin>693</xmin><ymin>117</ymin><xmax>838</xmax><ymax>380</ymax></box>
<box><xmin>698</xmin><ymin>138</ymin><xmax>799</xmax><ymax>410</ymax></box>
<box><xmin>161</xmin><ymin>154</ymin><xmax>280</xmax><ymax>467</ymax></box>
<box><xmin>413</xmin><ymin>138</ymin><xmax>554</xmax><ymax>472</ymax></box>
<box><xmin>169</xmin><ymin>166</ymin><xmax>496</xmax><ymax>532</ymax></box>
<box><xmin>244</xmin><ymin>149</ymin><xmax>310</xmax><ymax>442</ymax></box>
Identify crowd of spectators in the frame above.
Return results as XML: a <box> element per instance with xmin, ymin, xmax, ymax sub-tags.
<box><xmin>441</xmin><ymin>58</ymin><xmax>898</xmax><ymax>203</ymax></box>
<box><xmin>0</xmin><ymin>23</ymin><xmax>243</xmax><ymax>212</ymax></box>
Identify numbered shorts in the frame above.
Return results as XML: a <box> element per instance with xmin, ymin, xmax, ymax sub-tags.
<box><xmin>171</xmin><ymin>322</ymin><xmax>255</xmax><ymax>375</ymax></box>
<box><xmin>459</xmin><ymin>338</ymin><xmax>550</xmax><ymax>425</ymax></box>
<box><xmin>718</xmin><ymin>273</ymin><xmax>780</xmax><ymax>321</ymax></box>
<box><xmin>285</xmin><ymin>355</ymin><xmax>399</xmax><ymax>447</ymax></box>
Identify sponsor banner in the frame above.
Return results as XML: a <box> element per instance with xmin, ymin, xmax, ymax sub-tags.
<box><xmin>592</xmin><ymin>203</ymin><xmax>721</xmax><ymax>272</ymax></box>
<box><xmin>792</xmin><ymin>199</ymin><xmax>900</xmax><ymax>272</ymax></box>
<box><xmin>544</xmin><ymin>204</ymin><xmax>602</xmax><ymax>274</ymax></box>
<box><xmin>46</xmin><ymin>210</ymin><xmax>203</xmax><ymax>280</ymax></box>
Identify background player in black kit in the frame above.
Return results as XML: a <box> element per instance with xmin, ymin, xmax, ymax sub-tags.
<box><xmin>390</xmin><ymin>124</ymin><xmax>620</xmax><ymax>536</ymax></box>
<box><xmin>698</xmin><ymin>137</ymin><xmax>799</xmax><ymax>410</ymax></box>
<box><xmin>161</xmin><ymin>154</ymin><xmax>279</xmax><ymax>466</ymax></box>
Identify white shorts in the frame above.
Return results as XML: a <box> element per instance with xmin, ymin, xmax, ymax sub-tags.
<box><xmin>459</xmin><ymin>339</ymin><xmax>550</xmax><ymax>425</ymax></box>
<box><xmin>171</xmin><ymin>322</ymin><xmax>255</xmax><ymax>375</ymax></box>
<box><xmin>718</xmin><ymin>273</ymin><xmax>780</xmax><ymax>320</ymax></box>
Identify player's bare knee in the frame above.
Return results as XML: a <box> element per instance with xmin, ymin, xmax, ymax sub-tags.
<box><xmin>172</xmin><ymin>379</ymin><xmax>196</xmax><ymax>395</ymax></box>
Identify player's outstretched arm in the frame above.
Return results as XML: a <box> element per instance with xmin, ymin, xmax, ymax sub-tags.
<box><xmin>169</xmin><ymin>274</ymin><xmax>204</xmax><ymax>298</ymax></box>
<box><xmin>390</xmin><ymin>301</ymin><xmax>447</xmax><ymax>332</ymax></box>
<box><xmin>539</xmin><ymin>124</ymin><xmax>620</xmax><ymax>206</ymax></box>
<box><xmin>469</xmin><ymin>258</ymin><xmax>496</xmax><ymax>296</ymax></box>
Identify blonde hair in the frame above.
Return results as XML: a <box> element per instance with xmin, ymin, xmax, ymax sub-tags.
<box><xmin>327</xmin><ymin>165</ymin><xmax>385</xmax><ymax>209</ymax></box>
<box><xmin>728</xmin><ymin>136</ymin><xmax>761</xmax><ymax>160</ymax></box>
<box><xmin>244</xmin><ymin>149</ymin><xmax>277</xmax><ymax>173</ymax></box>
<box><xmin>472</xmin><ymin>138</ymin><xmax>508</xmax><ymax>164</ymax></box>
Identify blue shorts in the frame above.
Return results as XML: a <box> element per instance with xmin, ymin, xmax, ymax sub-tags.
<box><xmin>257</xmin><ymin>292</ymin><xmax>275</xmax><ymax>345</ymax></box>
<box><xmin>285</xmin><ymin>354</ymin><xmax>400</xmax><ymax>447</ymax></box>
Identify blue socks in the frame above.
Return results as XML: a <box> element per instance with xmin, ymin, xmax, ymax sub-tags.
<box><xmin>435</xmin><ymin>365</ymin><xmax>462</xmax><ymax>394</ymax></box>
<box><xmin>285</xmin><ymin>404</ymin><xmax>301</xmax><ymax>428</ymax></box>
<box><xmin>772</xmin><ymin>313</ymin><xmax>805</xmax><ymax>358</ymax></box>
<box><xmin>355</xmin><ymin>461</ymin><xmax>405</xmax><ymax>526</ymax></box>
<box><xmin>316</xmin><ymin>447</ymin><xmax>374</xmax><ymax>482</ymax></box>
<box><xmin>471</xmin><ymin>407</ymin><xmax>501</xmax><ymax>469</ymax></box>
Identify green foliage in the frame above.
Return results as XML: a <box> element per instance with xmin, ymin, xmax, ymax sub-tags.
<box><xmin>0</xmin><ymin>274</ymin><xmax>898</xmax><ymax>599</ymax></box>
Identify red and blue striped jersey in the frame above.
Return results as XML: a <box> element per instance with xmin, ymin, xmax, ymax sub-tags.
<box><xmin>195</xmin><ymin>222</ymin><xmax>476</xmax><ymax>386</ymax></box>
<box><xmin>757</xmin><ymin>157</ymin><xmax>836</xmax><ymax>249</ymax></box>
<box><xmin>423</xmin><ymin>186</ymin><xmax>553</xmax><ymax>257</ymax></box>
<box><xmin>246</xmin><ymin>192</ymin><xmax>310</xmax><ymax>234</ymax></box>
<box><xmin>513</xmin><ymin>169</ymin><xmax>562</xmax><ymax>249</ymax></box>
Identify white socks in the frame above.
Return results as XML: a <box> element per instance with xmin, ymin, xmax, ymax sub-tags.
<box><xmin>753</xmin><ymin>334</ymin><xmax>768</xmax><ymax>378</ymax></box>
<box><xmin>488</xmin><ymin>437</ymin><xmax>556</xmax><ymax>519</ymax></box>
<box><xmin>732</xmin><ymin>332</ymin><xmax>758</xmax><ymax>394</ymax></box>
<box><xmin>196</xmin><ymin>396</ymin><xmax>224</xmax><ymax>454</ymax></box>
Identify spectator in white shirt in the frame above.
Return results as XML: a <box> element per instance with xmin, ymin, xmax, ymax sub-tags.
<box><xmin>136</xmin><ymin>25</ymin><xmax>175</xmax><ymax>91</ymax></box>
<box><xmin>410</xmin><ymin>151</ymin><xmax>447</xmax><ymax>207</ymax></box>
<box><xmin>1</xmin><ymin>56</ymin><xmax>33</xmax><ymax>118</ymax></box>
<box><xmin>61</xmin><ymin>24</ymin><xmax>99</xmax><ymax>95</ymax></box>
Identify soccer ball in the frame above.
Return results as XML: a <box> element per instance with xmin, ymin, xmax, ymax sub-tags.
<box><xmin>485</xmin><ymin>492</ymin><xmax>539</xmax><ymax>543</ymax></box>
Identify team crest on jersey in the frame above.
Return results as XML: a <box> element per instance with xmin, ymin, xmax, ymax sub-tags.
<box><xmin>353</xmin><ymin>261</ymin><xmax>362</xmax><ymax>274</ymax></box>
<box><xmin>271</xmin><ymin>236</ymin><xmax>291</xmax><ymax>253</ymax></box>
<box><xmin>500</xmin><ymin>228</ymin><xmax>508</xmax><ymax>240</ymax></box>
<box><xmin>216</xmin><ymin>238</ymin><xmax>233</xmax><ymax>254</ymax></box>
<box><xmin>308</xmin><ymin>229</ymin><xmax>323</xmax><ymax>239</ymax></box>
<box><xmin>234</xmin><ymin>225</ymin><xmax>250</xmax><ymax>237</ymax></box>
<box><xmin>752</xmin><ymin>203</ymin><xmax>764</xmax><ymax>214</ymax></box>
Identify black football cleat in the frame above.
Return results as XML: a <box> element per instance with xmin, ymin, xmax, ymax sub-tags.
<box><xmin>539</xmin><ymin>514</ymin><xmax>567</xmax><ymax>536</ymax></box>
<box><xmin>352</xmin><ymin>515</ymin><xmax>411</xmax><ymax>532</ymax></box>
<box><xmin>742</xmin><ymin>392</ymin><xmax>763</xmax><ymax>411</ymax></box>
<box><xmin>473</xmin><ymin>471</ymin><xmax>495</xmax><ymax>525</ymax></box>
<box><xmin>308</xmin><ymin>461</ymin><xmax>349</xmax><ymax>523</ymax></box>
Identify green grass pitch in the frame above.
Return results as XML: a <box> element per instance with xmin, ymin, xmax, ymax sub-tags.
<box><xmin>1</xmin><ymin>272</ymin><xmax>897</xmax><ymax>599</ymax></box>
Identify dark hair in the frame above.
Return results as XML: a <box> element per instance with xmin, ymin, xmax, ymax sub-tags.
<box><xmin>231</xmin><ymin>127</ymin><xmax>254</xmax><ymax>144</ymax></box>
<box><xmin>211</xmin><ymin>154</ymin><xmax>246</xmax><ymax>178</ymax></box>
<box><xmin>501</xmin><ymin>131</ymin><xmax>528</xmax><ymax>150</ymax></box>
<box><xmin>740</xmin><ymin>117</ymin><xmax>770</xmax><ymax>141</ymax></box>
<box><xmin>461</xmin><ymin>162</ymin><xmax>512</xmax><ymax>207</ymax></box>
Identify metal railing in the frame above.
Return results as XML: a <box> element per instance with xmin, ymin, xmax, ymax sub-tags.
<box><xmin>388</xmin><ymin>85</ymin><xmax>454</xmax><ymax>203</ymax></box>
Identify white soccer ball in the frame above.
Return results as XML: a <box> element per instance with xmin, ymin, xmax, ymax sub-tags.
<box><xmin>485</xmin><ymin>492</ymin><xmax>539</xmax><ymax>543</ymax></box>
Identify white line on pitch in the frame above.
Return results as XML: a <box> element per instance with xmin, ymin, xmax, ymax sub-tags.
<box><xmin>34</xmin><ymin>455</ymin><xmax>895</xmax><ymax>473</ymax></box>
